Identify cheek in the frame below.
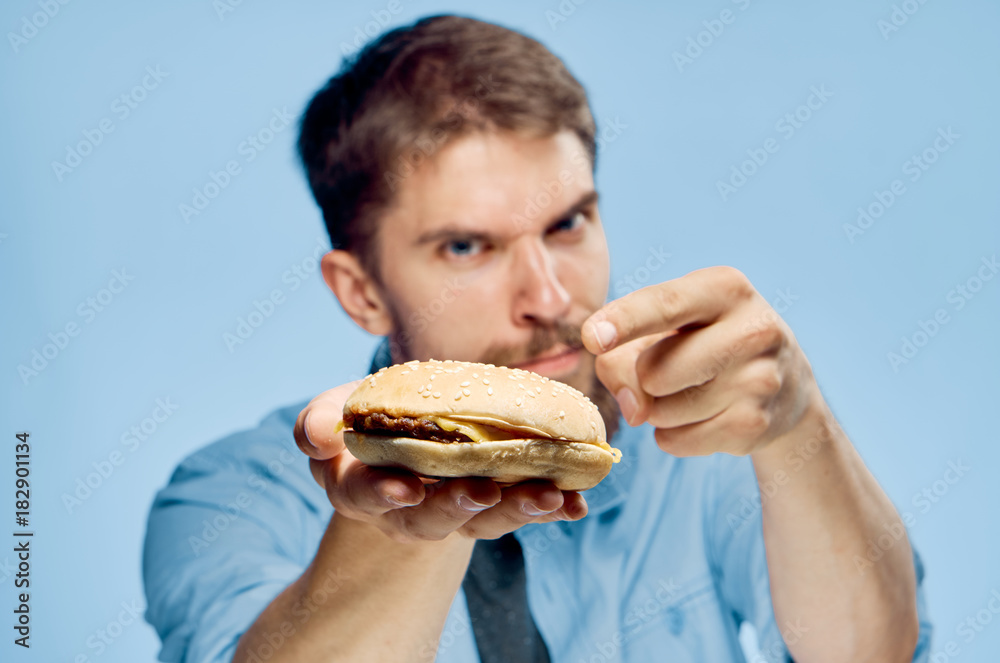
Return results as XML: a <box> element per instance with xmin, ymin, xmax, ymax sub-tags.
<box><xmin>561</xmin><ymin>240</ymin><xmax>610</xmax><ymax>308</ymax></box>
<box><xmin>396</xmin><ymin>270</ymin><xmax>508</xmax><ymax>360</ymax></box>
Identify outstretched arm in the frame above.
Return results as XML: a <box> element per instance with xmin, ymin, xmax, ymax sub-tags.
<box><xmin>235</xmin><ymin>381</ymin><xmax>587</xmax><ymax>662</ymax></box>
<box><xmin>583</xmin><ymin>266</ymin><xmax>919</xmax><ymax>662</ymax></box>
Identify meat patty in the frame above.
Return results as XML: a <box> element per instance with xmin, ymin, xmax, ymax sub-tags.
<box><xmin>351</xmin><ymin>411</ymin><xmax>471</xmax><ymax>443</ymax></box>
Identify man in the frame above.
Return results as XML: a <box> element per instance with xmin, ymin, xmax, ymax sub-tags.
<box><xmin>143</xmin><ymin>14</ymin><xmax>931</xmax><ymax>663</ymax></box>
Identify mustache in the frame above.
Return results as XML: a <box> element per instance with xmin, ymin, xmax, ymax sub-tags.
<box><xmin>478</xmin><ymin>321</ymin><xmax>584</xmax><ymax>367</ymax></box>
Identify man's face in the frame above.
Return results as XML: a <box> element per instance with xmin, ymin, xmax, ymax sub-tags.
<box><xmin>373</xmin><ymin>129</ymin><xmax>615</xmax><ymax>425</ymax></box>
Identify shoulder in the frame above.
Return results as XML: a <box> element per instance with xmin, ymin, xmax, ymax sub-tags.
<box><xmin>167</xmin><ymin>399</ymin><xmax>308</xmax><ymax>481</ymax></box>
<box><xmin>142</xmin><ymin>400</ymin><xmax>324</xmax><ymax>660</ymax></box>
<box><xmin>152</xmin><ymin>399</ymin><xmax>327</xmax><ymax>517</ymax></box>
<box><xmin>143</xmin><ymin>398</ymin><xmax>328</xmax><ymax>568</ymax></box>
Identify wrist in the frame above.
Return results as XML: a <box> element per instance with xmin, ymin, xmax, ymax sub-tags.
<box><xmin>751</xmin><ymin>395</ymin><xmax>840</xmax><ymax>475</ymax></box>
<box><xmin>329</xmin><ymin>509</ymin><xmax>476</xmax><ymax>556</ymax></box>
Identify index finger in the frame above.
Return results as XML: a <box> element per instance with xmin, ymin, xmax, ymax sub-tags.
<box><xmin>293</xmin><ymin>380</ymin><xmax>363</xmax><ymax>459</ymax></box>
<box><xmin>582</xmin><ymin>266</ymin><xmax>748</xmax><ymax>354</ymax></box>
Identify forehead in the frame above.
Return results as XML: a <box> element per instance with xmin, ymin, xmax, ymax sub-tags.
<box><xmin>382</xmin><ymin>129</ymin><xmax>594</xmax><ymax>240</ymax></box>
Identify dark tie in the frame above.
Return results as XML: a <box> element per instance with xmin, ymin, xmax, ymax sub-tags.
<box><xmin>462</xmin><ymin>533</ymin><xmax>552</xmax><ymax>663</ymax></box>
<box><xmin>367</xmin><ymin>342</ymin><xmax>551</xmax><ymax>663</ymax></box>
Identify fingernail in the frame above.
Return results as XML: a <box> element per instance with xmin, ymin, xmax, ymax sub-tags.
<box><xmin>457</xmin><ymin>494</ymin><xmax>492</xmax><ymax>512</ymax></box>
<box><xmin>522</xmin><ymin>502</ymin><xmax>557</xmax><ymax>517</ymax></box>
<box><xmin>616</xmin><ymin>387</ymin><xmax>638</xmax><ymax>425</ymax></box>
<box><xmin>591</xmin><ymin>320</ymin><xmax>617</xmax><ymax>352</ymax></box>
<box><xmin>301</xmin><ymin>411</ymin><xmax>318</xmax><ymax>451</ymax></box>
<box><xmin>386</xmin><ymin>494</ymin><xmax>420</xmax><ymax>507</ymax></box>
<box><xmin>559</xmin><ymin>504</ymin><xmax>579</xmax><ymax>521</ymax></box>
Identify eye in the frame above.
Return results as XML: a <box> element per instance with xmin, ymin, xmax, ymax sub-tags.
<box><xmin>547</xmin><ymin>211</ymin><xmax>587</xmax><ymax>235</ymax></box>
<box><xmin>442</xmin><ymin>237</ymin><xmax>486</xmax><ymax>258</ymax></box>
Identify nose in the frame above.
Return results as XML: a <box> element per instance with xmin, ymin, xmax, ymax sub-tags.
<box><xmin>510</xmin><ymin>238</ymin><xmax>572</xmax><ymax>325</ymax></box>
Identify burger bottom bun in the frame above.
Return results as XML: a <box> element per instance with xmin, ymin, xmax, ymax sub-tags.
<box><xmin>344</xmin><ymin>431</ymin><xmax>613</xmax><ymax>492</ymax></box>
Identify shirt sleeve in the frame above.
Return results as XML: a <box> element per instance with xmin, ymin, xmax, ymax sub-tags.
<box><xmin>705</xmin><ymin>454</ymin><xmax>933</xmax><ymax>663</ymax></box>
<box><xmin>142</xmin><ymin>428</ymin><xmax>326</xmax><ymax>663</ymax></box>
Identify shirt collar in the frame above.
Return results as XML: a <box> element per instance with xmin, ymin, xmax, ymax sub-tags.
<box><xmin>368</xmin><ymin>336</ymin><xmax>394</xmax><ymax>373</ymax></box>
<box><xmin>366</xmin><ymin>337</ymin><xmax>633</xmax><ymax>513</ymax></box>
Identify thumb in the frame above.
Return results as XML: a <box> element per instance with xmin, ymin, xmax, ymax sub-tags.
<box><xmin>582</xmin><ymin>304</ymin><xmax>623</xmax><ymax>355</ymax></box>
<box><xmin>294</xmin><ymin>380</ymin><xmax>362</xmax><ymax>459</ymax></box>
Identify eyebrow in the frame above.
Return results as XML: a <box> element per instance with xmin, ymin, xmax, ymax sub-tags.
<box><xmin>415</xmin><ymin>189</ymin><xmax>600</xmax><ymax>246</ymax></box>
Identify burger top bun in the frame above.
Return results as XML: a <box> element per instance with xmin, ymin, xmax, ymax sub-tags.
<box><xmin>344</xmin><ymin>359</ymin><xmax>607</xmax><ymax>447</ymax></box>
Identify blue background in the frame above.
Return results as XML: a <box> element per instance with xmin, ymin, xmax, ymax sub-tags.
<box><xmin>1</xmin><ymin>0</ymin><xmax>997</xmax><ymax>661</ymax></box>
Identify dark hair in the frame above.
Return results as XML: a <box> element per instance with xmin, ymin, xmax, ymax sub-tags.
<box><xmin>296</xmin><ymin>14</ymin><xmax>596</xmax><ymax>278</ymax></box>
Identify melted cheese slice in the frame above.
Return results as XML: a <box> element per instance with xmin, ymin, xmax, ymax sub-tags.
<box><xmin>426</xmin><ymin>414</ymin><xmax>617</xmax><ymax>458</ymax></box>
<box><xmin>424</xmin><ymin>416</ymin><xmax>530</xmax><ymax>442</ymax></box>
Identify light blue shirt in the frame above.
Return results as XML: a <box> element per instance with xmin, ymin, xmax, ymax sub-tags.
<box><xmin>143</xmin><ymin>393</ymin><xmax>932</xmax><ymax>662</ymax></box>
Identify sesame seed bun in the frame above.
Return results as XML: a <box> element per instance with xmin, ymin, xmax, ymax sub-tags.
<box><xmin>342</xmin><ymin>359</ymin><xmax>620</xmax><ymax>491</ymax></box>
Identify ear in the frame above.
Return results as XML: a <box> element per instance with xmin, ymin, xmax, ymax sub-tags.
<box><xmin>321</xmin><ymin>250</ymin><xmax>393</xmax><ymax>336</ymax></box>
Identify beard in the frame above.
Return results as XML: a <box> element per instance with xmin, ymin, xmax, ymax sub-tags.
<box><xmin>388</xmin><ymin>313</ymin><xmax>621</xmax><ymax>442</ymax></box>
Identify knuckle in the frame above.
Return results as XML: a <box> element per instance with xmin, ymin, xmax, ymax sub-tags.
<box><xmin>680</xmin><ymin>384</ymin><xmax>704</xmax><ymax>406</ymax></box>
<box><xmin>733</xmin><ymin>408</ymin><xmax>770</xmax><ymax>437</ymax></box>
<box><xmin>743</xmin><ymin>321</ymin><xmax>783</xmax><ymax>354</ymax></box>
<box><xmin>652</xmin><ymin>284</ymin><xmax>685</xmax><ymax>321</ymax></box>
<box><xmin>693</xmin><ymin>364</ymin><xmax>720</xmax><ymax>389</ymax></box>
<box><xmin>717</xmin><ymin>266</ymin><xmax>752</xmax><ymax>299</ymax></box>
<box><xmin>749</xmin><ymin>365</ymin><xmax>782</xmax><ymax>395</ymax></box>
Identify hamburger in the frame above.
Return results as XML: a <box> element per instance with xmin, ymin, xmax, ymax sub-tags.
<box><xmin>339</xmin><ymin>359</ymin><xmax>622</xmax><ymax>491</ymax></box>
